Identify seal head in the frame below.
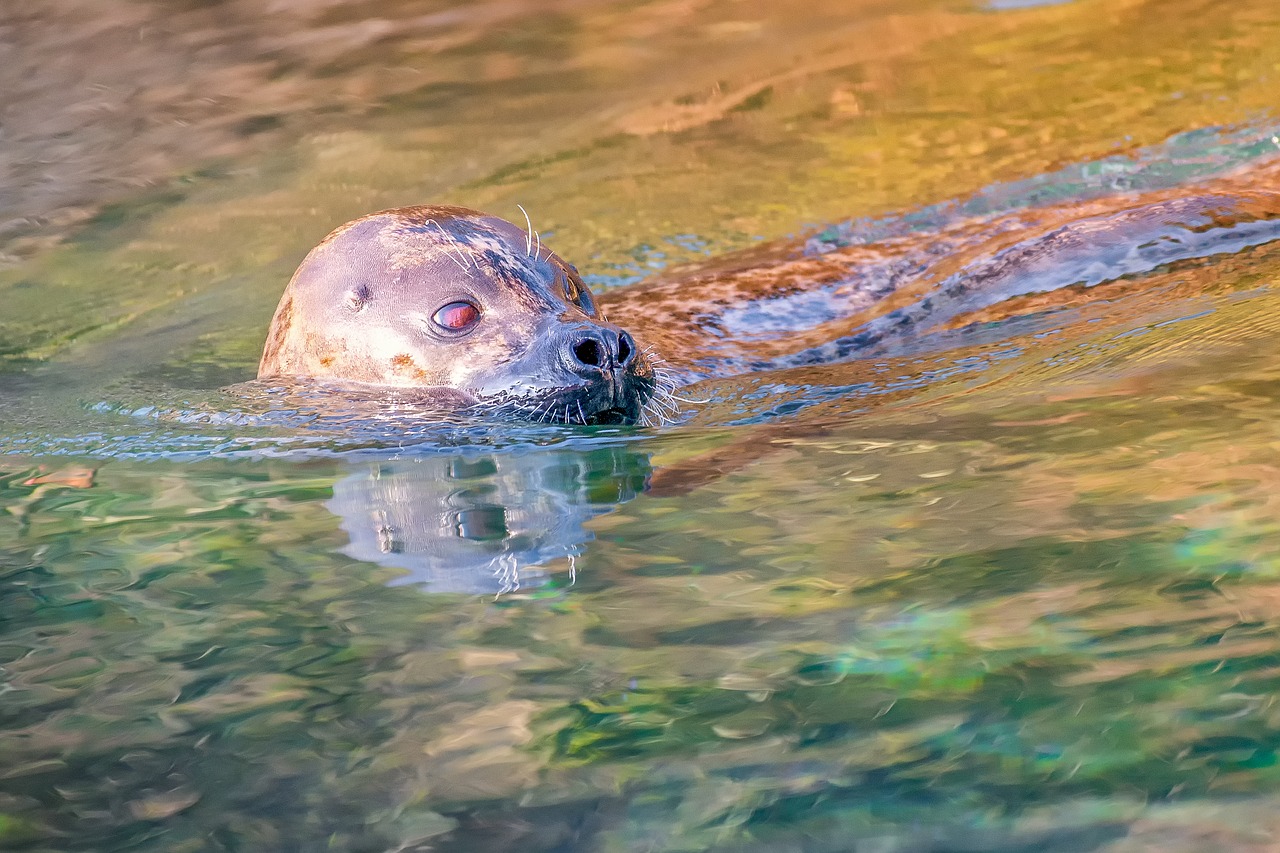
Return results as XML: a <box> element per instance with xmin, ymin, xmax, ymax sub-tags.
<box><xmin>259</xmin><ymin>205</ymin><xmax>655</xmax><ymax>424</ymax></box>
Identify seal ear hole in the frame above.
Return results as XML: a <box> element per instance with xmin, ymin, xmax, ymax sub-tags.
<box><xmin>432</xmin><ymin>300</ymin><xmax>481</xmax><ymax>333</ymax></box>
<box><xmin>344</xmin><ymin>284</ymin><xmax>372</xmax><ymax>312</ymax></box>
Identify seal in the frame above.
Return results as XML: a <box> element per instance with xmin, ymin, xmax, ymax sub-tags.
<box><xmin>259</xmin><ymin>205</ymin><xmax>660</xmax><ymax>425</ymax></box>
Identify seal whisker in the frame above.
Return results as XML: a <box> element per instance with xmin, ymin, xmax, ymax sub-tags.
<box><xmin>534</xmin><ymin>229</ymin><xmax>542</xmax><ymax>261</ymax></box>
<box><xmin>649</xmin><ymin>385</ymin><xmax>682</xmax><ymax>414</ymax></box>
<box><xmin>516</xmin><ymin>204</ymin><xmax>534</xmax><ymax>257</ymax></box>
<box><xmin>424</xmin><ymin>219</ymin><xmax>467</xmax><ymax>267</ymax></box>
<box><xmin>424</xmin><ymin>219</ymin><xmax>474</xmax><ymax>273</ymax></box>
<box><xmin>447</xmin><ymin>232</ymin><xmax>476</xmax><ymax>270</ymax></box>
<box><xmin>643</xmin><ymin>350</ymin><xmax>674</xmax><ymax>370</ymax></box>
<box><xmin>651</xmin><ymin>398</ymin><xmax>680</xmax><ymax>419</ymax></box>
<box><xmin>654</xmin><ymin>372</ymin><xmax>707</xmax><ymax>404</ymax></box>
<box><xmin>652</xmin><ymin>372</ymin><xmax>703</xmax><ymax>402</ymax></box>
<box><xmin>641</xmin><ymin>399</ymin><xmax>669</xmax><ymax>428</ymax></box>
<box><xmin>643</xmin><ymin>384</ymin><xmax>676</xmax><ymax>416</ymax></box>
<box><xmin>511</xmin><ymin>400</ymin><xmax>539</xmax><ymax>420</ymax></box>
<box><xmin>577</xmin><ymin>401</ymin><xmax>586</xmax><ymax>425</ymax></box>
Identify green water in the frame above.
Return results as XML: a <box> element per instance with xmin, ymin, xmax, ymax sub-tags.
<box><xmin>6</xmin><ymin>0</ymin><xmax>1280</xmax><ymax>850</ymax></box>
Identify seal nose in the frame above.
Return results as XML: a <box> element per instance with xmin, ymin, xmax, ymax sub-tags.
<box><xmin>569</xmin><ymin>327</ymin><xmax>636</xmax><ymax>373</ymax></box>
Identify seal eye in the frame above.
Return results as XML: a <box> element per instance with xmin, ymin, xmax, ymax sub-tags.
<box><xmin>432</xmin><ymin>301</ymin><xmax>481</xmax><ymax>333</ymax></box>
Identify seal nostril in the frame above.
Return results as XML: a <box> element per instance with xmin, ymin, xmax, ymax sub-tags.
<box><xmin>617</xmin><ymin>331</ymin><xmax>634</xmax><ymax>366</ymax></box>
<box><xmin>573</xmin><ymin>338</ymin><xmax>604</xmax><ymax>368</ymax></box>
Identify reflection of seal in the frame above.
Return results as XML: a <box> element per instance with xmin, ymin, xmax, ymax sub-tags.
<box><xmin>328</xmin><ymin>449</ymin><xmax>650</xmax><ymax>594</ymax></box>
<box><xmin>259</xmin><ymin>205</ymin><xmax>659</xmax><ymax>424</ymax></box>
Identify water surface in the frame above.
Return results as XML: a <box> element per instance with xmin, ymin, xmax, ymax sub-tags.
<box><xmin>5</xmin><ymin>1</ymin><xmax>1280</xmax><ymax>850</ymax></box>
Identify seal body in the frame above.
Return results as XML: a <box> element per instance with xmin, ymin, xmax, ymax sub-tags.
<box><xmin>260</xmin><ymin>205</ymin><xmax>656</xmax><ymax>424</ymax></box>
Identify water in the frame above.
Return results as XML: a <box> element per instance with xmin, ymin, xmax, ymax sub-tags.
<box><xmin>5</xmin><ymin>0</ymin><xmax>1280</xmax><ymax>850</ymax></box>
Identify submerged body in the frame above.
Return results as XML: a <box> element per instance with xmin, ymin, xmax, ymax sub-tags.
<box><xmin>259</xmin><ymin>205</ymin><xmax>661</xmax><ymax>425</ymax></box>
<box><xmin>261</xmin><ymin>163</ymin><xmax>1280</xmax><ymax>428</ymax></box>
<box><xmin>597</xmin><ymin>168</ymin><xmax>1280</xmax><ymax>383</ymax></box>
